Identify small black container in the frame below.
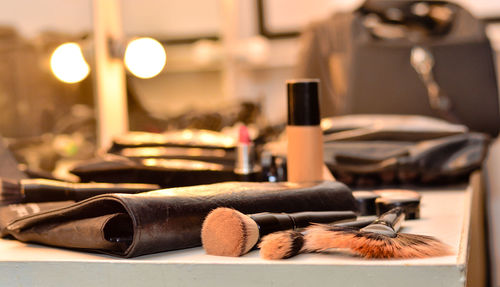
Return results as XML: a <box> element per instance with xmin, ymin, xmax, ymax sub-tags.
<box><xmin>376</xmin><ymin>197</ymin><xmax>421</xmax><ymax>220</ymax></box>
<box><xmin>353</xmin><ymin>191</ymin><xmax>380</xmax><ymax>216</ymax></box>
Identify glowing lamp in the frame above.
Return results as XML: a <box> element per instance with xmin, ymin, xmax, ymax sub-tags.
<box><xmin>124</xmin><ymin>37</ymin><xmax>166</xmax><ymax>79</ymax></box>
<box><xmin>50</xmin><ymin>43</ymin><xmax>90</xmax><ymax>84</ymax></box>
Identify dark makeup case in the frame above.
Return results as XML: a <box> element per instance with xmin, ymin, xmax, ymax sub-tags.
<box><xmin>0</xmin><ymin>181</ymin><xmax>355</xmax><ymax>258</ymax></box>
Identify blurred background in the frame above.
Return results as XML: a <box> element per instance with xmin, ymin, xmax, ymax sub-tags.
<box><xmin>1</xmin><ymin>0</ymin><xmax>499</xmax><ymax>136</ymax></box>
<box><xmin>1</xmin><ymin>0</ymin><xmax>500</xmax><ymax>285</ymax></box>
<box><xmin>1</xmin><ymin>0</ymin><xmax>499</xmax><ymax>140</ymax></box>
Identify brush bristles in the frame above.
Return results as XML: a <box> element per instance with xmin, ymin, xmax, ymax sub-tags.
<box><xmin>259</xmin><ymin>230</ymin><xmax>304</xmax><ymax>260</ymax></box>
<box><xmin>303</xmin><ymin>224</ymin><xmax>452</xmax><ymax>259</ymax></box>
<box><xmin>303</xmin><ymin>225</ymin><xmax>357</xmax><ymax>251</ymax></box>
<box><xmin>201</xmin><ymin>207</ymin><xmax>259</xmax><ymax>257</ymax></box>
<box><xmin>350</xmin><ymin>232</ymin><xmax>452</xmax><ymax>259</ymax></box>
<box><xmin>0</xmin><ymin>178</ymin><xmax>22</xmax><ymax>205</ymax></box>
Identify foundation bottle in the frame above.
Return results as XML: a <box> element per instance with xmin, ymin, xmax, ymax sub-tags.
<box><xmin>286</xmin><ymin>79</ymin><xmax>324</xmax><ymax>183</ymax></box>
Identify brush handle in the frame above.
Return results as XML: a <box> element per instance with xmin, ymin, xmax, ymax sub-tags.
<box><xmin>361</xmin><ymin>207</ymin><xmax>405</xmax><ymax>237</ymax></box>
<box><xmin>333</xmin><ymin>216</ymin><xmax>377</xmax><ymax>229</ymax></box>
<box><xmin>373</xmin><ymin>207</ymin><xmax>405</xmax><ymax>231</ymax></box>
<box><xmin>20</xmin><ymin>179</ymin><xmax>159</xmax><ymax>202</ymax></box>
<box><xmin>250</xmin><ymin>210</ymin><xmax>356</xmax><ymax>237</ymax></box>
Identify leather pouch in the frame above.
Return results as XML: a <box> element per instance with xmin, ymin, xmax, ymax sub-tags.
<box><xmin>326</xmin><ymin>132</ymin><xmax>489</xmax><ymax>186</ymax></box>
<box><xmin>1</xmin><ymin>181</ymin><xmax>355</xmax><ymax>258</ymax></box>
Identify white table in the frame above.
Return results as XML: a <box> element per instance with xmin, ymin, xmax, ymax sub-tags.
<box><xmin>0</xmin><ymin>181</ymin><xmax>481</xmax><ymax>287</ymax></box>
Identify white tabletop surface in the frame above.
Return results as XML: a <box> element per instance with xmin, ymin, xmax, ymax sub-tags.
<box><xmin>0</xmin><ymin>186</ymin><xmax>470</xmax><ymax>287</ymax></box>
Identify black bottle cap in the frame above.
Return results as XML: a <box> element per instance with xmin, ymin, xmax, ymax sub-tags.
<box><xmin>353</xmin><ymin>191</ymin><xmax>380</xmax><ymax>216</ymax></box>
<box><xmin>287</xmin><ymin>79</ymin><xmax>320</xmax><ymax>126</ymax></box>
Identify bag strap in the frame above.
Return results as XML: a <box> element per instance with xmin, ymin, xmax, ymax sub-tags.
<box><xmin>410</xmin><ymin>46</ymin><xmax>461</xmax><ymax>124</ymax></box>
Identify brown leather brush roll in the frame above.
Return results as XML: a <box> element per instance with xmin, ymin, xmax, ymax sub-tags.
<box><xmin>1</xmin><ymin>181</ymin><xmax>355</xmax><ymax>258</ymax></box>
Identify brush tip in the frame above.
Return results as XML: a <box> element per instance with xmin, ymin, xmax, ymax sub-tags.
<box><xmin>350</xmin><ymin>232</ymin><xmax>453</xmax><ymax>259</ymax></box>
<box><xmin>303</xmin><ymin>224</ymin><xmax>453</xmax><ymax>259</ymax></box>
<box><xmin>259</xmin><ymin>230</ymin><xmax>304</xmax><ymax>260</ymax></box>
<box><xmin>303</xmin><ymin>224</ymin><xmax>356</xmax><ymax>252</ymax></box>
<box><xmin>201</xmin><ymin>207</ymin><xmax>259</xmax><ymax>257</ymax></box>
<box><xmin>0</xmin><ymin>177</ymin><xmax>22</xmax><ymax>205</ymax></box>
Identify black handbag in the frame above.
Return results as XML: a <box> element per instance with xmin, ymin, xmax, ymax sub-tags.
<box><xmin>297</xmin><ymin>0</ymin><xmax>500</xmax><ymax>136</ymax></box>
<box><xmin>321</xmin><ymin>115</ymin><xmax>490</xmax><ymax>186</ymax></box>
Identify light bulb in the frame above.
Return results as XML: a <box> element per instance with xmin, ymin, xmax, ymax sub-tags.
<box><xmin>192</xmin><ymin>39</ymin><xmax>220</xmax><ymax>65</ymax></box>
<box><xmin>50</xmin><ymin>43</ymin><xmax>90</xmax><ymax>84</ymax></box>
<box><xmin>124</xmin><ymin>37</ymin><xmax>166</xmax><ymax>79</ymax></box>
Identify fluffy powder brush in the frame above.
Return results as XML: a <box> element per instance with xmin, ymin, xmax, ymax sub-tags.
<box><xmin>201</xmin><ymin>207</ymin><xmax>356</xmax><ymax>257</ymax></box>
<box><xmin>303</xmin><ymin>207</ymin><xmax>452</xmax><ymax>259</ymax></box>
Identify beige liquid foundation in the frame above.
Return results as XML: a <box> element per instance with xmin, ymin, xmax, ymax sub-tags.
<box><xmin>286</xmin><ymin>79</ymin><xmax>324</xmax><ymax>183</ymax></box>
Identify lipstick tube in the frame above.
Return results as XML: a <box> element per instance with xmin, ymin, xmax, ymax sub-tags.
<box><xmin>286</xmin><ymin>79</ymin><xmax>324</xmax><ymax>182</ymax></box>
<box><xmin>234</xmin><ymin>125</ymin><xmax>261</xmax><ymax>181</ymax></box>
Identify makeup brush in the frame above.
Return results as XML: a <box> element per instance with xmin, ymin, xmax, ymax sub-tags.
<box><xmin>259</xmin><ymin>217</ymin><xmax>377</xmax><ymax>260</ymax></box>
<box><xmin>0</xmin><ymin>178</ymin><xmax>160</xmax><ymax>205</ymax></box>
<box><xmin>303</xmin><ymin>207</ymin><xmax>452</xmax><ymax>259</ymax></box>
<box><xmin>201</xmin><ymin>207</ymin><xmax>357</xmax><ymax>257</ymax></box>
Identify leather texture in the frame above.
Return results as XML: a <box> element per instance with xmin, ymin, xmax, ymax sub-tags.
<box><xmin>325</xmin><ymin>132</ymin><xmax>489</xmax><ymax>186</ymax></box>
<box><xmin>1</xmin><ymin>181</ymin><xmax>355</xmax><ymax>258</ymax></box>
<box><xmin>70</xmin><ymin>156</ymin><xmax>239</xmax><ymax>188</ymax></box>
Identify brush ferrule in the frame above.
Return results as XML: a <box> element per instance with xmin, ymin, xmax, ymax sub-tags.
<box><xmin>360</xmin><ymin>224</ymin><xmax>397</xmax><ymax>238</ymax></box>
<box><xmin>360</xmin><ymin>207</ymin><xmax>405</xmax><ymax>237</ymax></box>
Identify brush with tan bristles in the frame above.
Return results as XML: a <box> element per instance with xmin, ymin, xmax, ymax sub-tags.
<box><xmin>201</xmin><ymin>207</ymin><xmax>357</xmax><ymax>257</ymax></box>
<box><xmin>305</xmin><ymin>207</ymin><xmax>452</xmax><ymax>259</ymax></box>
<box><xmin>260</xmin><ymin>208</ymin><xmax>452</xmax><ymax>260</ymax></box>
<box><xmin>259</xmin><ymin>217</ymin><xmax>376</xmax><ymax>260</ymax></box>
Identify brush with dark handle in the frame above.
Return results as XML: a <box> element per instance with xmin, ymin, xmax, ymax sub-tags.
<box><xmin>250</xmin><ymin>210</ymin><xmax>357</xmax><ymax>237</ymax></box>
<box><xmin>360</xmin><ymin>207</ymin><xmax>405</xmax><ymax>237</ymax></box>
<box><xmin>259</xmin><ymin>216</ymin><xmax>378</xmax><ymax>260</ymax></box>
<box><xmin>201</xmin><ymin>208</ymin><xmax>357</xmax><ymax>257</ymax></box>
<box><xmin>299</xmin><ymin>207</ymin><xmax>450</xmax><ymax>259</ymax></box>
<box><xmin>19</xmin><ymin>178</ymin><xmax>159</xmax><ymax>202</ymax></box>
<box><xmin>264</xmin><ymin>207</ymin><xmax>451</xmax><ymax>259</ymax></box>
